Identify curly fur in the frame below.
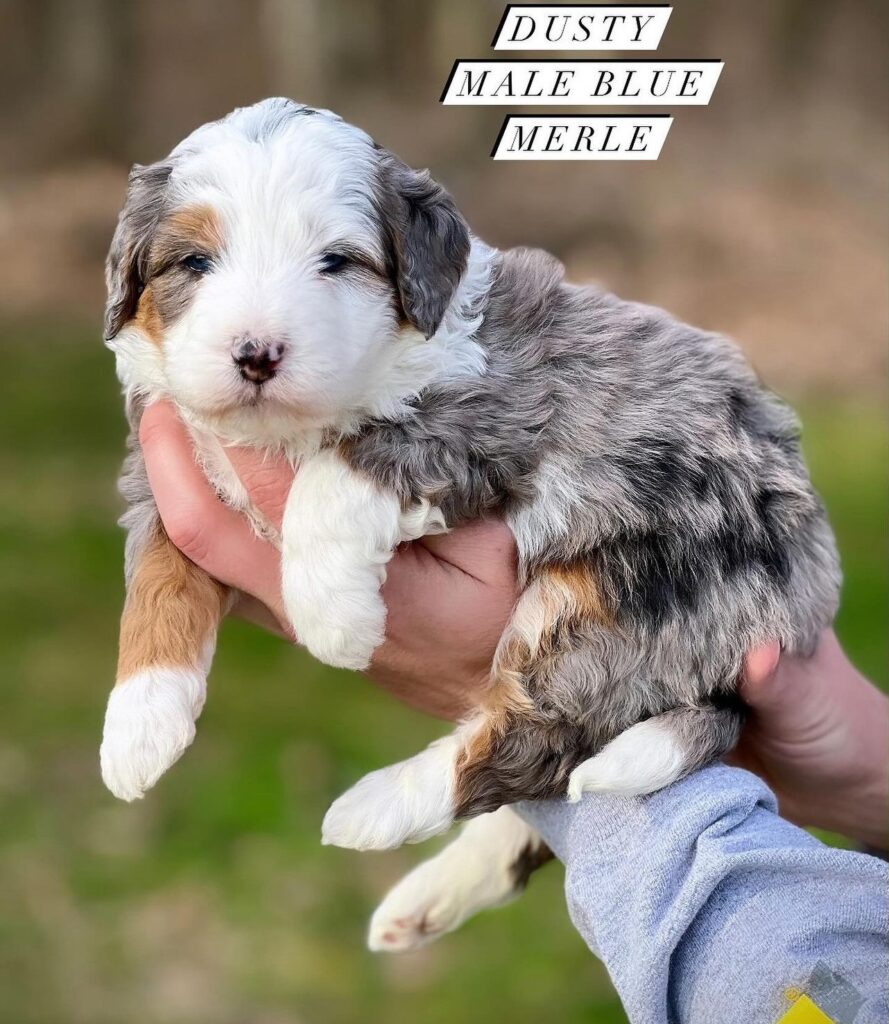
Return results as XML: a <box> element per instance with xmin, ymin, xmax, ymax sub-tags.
<box><xmin>101</xmin><ymin>97</ymin><xmax>840</xmax><ymax>941</ymax></box>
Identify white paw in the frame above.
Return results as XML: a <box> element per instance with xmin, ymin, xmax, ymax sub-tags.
<box><xmin>368</xmin><ymin>864</ymin><xmax>460</xmax><ymax>952</ymax></box>
<box><xmin>567</xmin><ymin>718</ymin><xmax>687</xmax><ymax>801</ymax></box>
<box><xmin>368</xmin><ymin>807</ymin><xmax>538</xmax><ymax>952</ymax></box>
<box><xmin>281</xmin><ymin>571</ymin><xmax>385</xmax><ymax>671</ymax></box>
<box><xmin>279</xmin><ymin>451</ymin><xmax>445</xmax><ymax>673</ymax></box>
<box><xmin>100</xmin><ymin>667</ymin><xmax>206</xmax><ymax>801</ymax></box>
<box><xmin>367</xmin><ymin>857</ymin><xmax>497</xmax><ymax>952</ymax></box>
<box><xmin>322</xmin><ymin>738</ymin><xmax>459</xmax><ymax>851</ymax></box>
<box><xmin>566</xmin><ymin>767</ymin><xmax>591</xmax><ymax>803</ymax></box>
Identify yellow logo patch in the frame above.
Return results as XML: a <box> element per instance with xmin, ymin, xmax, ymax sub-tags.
<box><xmin>777</xmin><ymin>994</ymin><xmax>836</xmax><ymax>1024</ymax></box>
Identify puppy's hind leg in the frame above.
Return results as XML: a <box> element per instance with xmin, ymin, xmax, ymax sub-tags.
<box><xmin>322</xmin><ymin>561</ymin><xmax>613</xmax><ymax>850</ymax></box>
<box><xmin>322</xmin><ymin>726</ymin><xmax>474</xmax><ymax>851</ymax></box>
<box><xmin>101</xmin><ymin>521</ymin><xmax>228</xmax><ymax>801</ymax></box>
<box><xmin>369</xmin><ymin>807</ymin><xmax>552</xmax><ymax>953</ymax></box>
<box><xmin>567</xmin><ymin>703</ymin><xmax>744</xmax><ymax>802</ymax></box>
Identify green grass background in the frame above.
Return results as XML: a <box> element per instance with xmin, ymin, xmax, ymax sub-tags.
<box><xmin>0</xmin><ymin>323</ymin><xmax>885</xmax><ymax>1024</ymax></box>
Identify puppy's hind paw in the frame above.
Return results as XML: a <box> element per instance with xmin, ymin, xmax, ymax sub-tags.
<box><xmin>368</xmin><ymin>861</ymin><xmax>466</xmax><ymax>952</ymax></box>
<box><xmin>100</xmin><ymin>667</ymin><xmax>206</xmax><ymax>801</ymax></box>
<box><xmin>368</xmin><ymin>906</ymin><xmax>449</xmax><ymax>953</ymax></box>
<box><xmin>368</xmin><ymin>807</ymin><xmax>542</xmax><ymax>952</ymax></box>
<box><xmin>567</xmin><ymin>716</ymin><xmax>689</xmax><ymax>801</ymax></box>
<box><xmin>322</xmin><ymin>738</ymin><xmax>459</xmax><ymax>851</ymax></box>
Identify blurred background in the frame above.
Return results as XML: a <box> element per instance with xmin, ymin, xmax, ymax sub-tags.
<box><xmin>0</xmin><ymin>2</ymin><xmax>885</xmax><ymax>1022</ymax></box>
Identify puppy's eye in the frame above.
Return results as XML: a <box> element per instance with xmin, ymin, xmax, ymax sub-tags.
<box><xmin>319</xmin><ymin>252</ymin><xmax>350</xmax><ymax>275</ymax></box>
<box><xmin>182</xmin><ymin>253</ymin><xmax>212</xmax><ymax>274</ymax></box>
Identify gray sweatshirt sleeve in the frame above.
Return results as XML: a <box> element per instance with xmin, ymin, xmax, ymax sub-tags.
<box><xmin>518</xmin><ymin>765</ymin><xmax>888</xmax><ymax>1024</ymax></box>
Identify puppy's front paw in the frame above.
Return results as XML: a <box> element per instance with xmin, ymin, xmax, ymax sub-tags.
<box><xmin>281</xmin><ymin>562</ymin><xmax>386</xmax><ymax>671</ymax></box>
<box><xmin>100</xmin><ymin>667</ymin><xmax>206</xmax><ymax>801</ymax></box>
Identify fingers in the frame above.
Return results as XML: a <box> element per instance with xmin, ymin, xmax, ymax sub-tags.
<box><xmin>140</xmin><ymin>402</ymin><xmax>285</xmax><ymax>619</ymax></box>
<box><xmin>140</xmin><ymin>402</ymin><xmax>517</xmax><ymax>686</ymax></box>
<box><xmin>223</xmin><ymin>444</ymin><xmax>294</xmax><ymax>532</ymax></box>
<box><xmin>419</xmin><ymin>519</ymin><xmax>519</xmax><ymax>591</ymax></box>
<box><xmin>388</xmin><ymin>520</ymin><xmax>517</xmax><ymax>647</ymax></box>
<box><xmin>740</xmin><ymin>642</ymin><xmax>782</xmax><ymax>702</ymax></box>
<box><xmin>740</xmin><ymin>632</ymin><xmax>838</xmax><ymax>713</ymax></box>
<box><xmin>736</xmin><ymin>631</ymin><xmax>855</xmax><ymax>753</ymax></box>
<box><xmin>372</xmin><ymin>524</ymin><xmax>518</xmax><ymax>719</ymax></box>
<box><xmin>230</xmin><ymin>592</ymin><xmax>290</xmax><ymax>639</ymax></box>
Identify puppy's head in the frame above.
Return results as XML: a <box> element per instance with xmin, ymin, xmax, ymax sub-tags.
<box><xmin>105</xmin><ymin>98</ymin><xmax>470</xmax><ymax>434</ymax></box>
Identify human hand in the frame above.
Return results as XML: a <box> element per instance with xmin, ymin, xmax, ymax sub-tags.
<box><xmin>139</xmin><ymin>401</ymin><xmax>519</xmax><ymax>720</ymax></box>
<box><xmin>737</xmin><ymin>632</ymin><xmax>889</xmax><ymax>850</ymax></box>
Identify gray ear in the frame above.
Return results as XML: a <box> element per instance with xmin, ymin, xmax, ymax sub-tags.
<box><xmin>376</xmin><ymin>154</ymin><xmax>470</xmax><ymax>339</ymax></box>
<box><xmin>104</xmin><ymin>161</ymin><xmax>172</xmax><ymax>340</ymax></box>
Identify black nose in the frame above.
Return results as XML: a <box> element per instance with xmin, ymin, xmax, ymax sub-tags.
<box><xmin>232</xmin><ymin>335</ymin><xmax>286</xmax><ymax>384</ymax></box>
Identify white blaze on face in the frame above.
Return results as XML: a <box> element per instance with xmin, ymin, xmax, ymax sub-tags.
<box><xmin>160</xmin><ymin>109</ymin><xmax>399</xmax><ymax>437</ymax></box>
<box><xmin>110</xmin><ymin>100</ymin><xmax>489</xmax><ymax>448</ymax></box>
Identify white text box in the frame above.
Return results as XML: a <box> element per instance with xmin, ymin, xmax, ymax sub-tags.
<box><xmin>492</xmin><ymin>5</ymin><xmax>671</xmax><ymax>51</ymax></box>
<box><xmin>441</xmin><ymin>60</ymin><xmax>722</xmax><ymax>105</ymax></box>
<box><xmin>492</xmin><ymin>115</ymin><xmax>672</xmax><ymax>159</ymax></box>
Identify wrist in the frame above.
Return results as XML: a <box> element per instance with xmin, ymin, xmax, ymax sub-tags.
<box><xmin>834</xmin><ymin>689</ymin><xmax>889</xmax><ymax>849</ymax></box>
<box><xmin>802</xmin><ymin>673</ymin><xmax>889</xmax><ymax>849</ymax></box>
<box><xmin>848</xmin><ymin>767</ymin><xmax>889</xmax><ymax>851</ymax></box>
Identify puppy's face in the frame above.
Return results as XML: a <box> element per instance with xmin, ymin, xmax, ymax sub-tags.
<box><xmin>105</xmin><ymin>99</ymin><xmax>470</xmax><ymax>438</ymax></box>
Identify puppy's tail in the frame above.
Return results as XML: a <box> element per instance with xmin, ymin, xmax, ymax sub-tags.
<box><xmin>567</xmin><ymin>702</ymin><xmax>744</xmax><ymax>801</ymax></box>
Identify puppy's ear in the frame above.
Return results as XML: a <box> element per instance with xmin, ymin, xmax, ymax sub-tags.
<box><xmin>376</xmin><ymin>153</ymin><xmax>470</xmax><ymax>339</ymax></box>
<box><xmin>104</xmin><ymin>162</ymin><xmax>172</xmax><ymax>340</ymax></box>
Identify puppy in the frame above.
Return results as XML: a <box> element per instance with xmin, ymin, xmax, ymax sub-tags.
<box><xmin>101</xmin><ymin>98</ymin><xmax>840</xmax><ymax>951</ymax></box>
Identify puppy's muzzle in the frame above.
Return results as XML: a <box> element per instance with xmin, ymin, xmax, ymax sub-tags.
<box><xmin>232</xmin><ymin>335</ymin><xmax>286</xmax><ymax>384</ymax></box>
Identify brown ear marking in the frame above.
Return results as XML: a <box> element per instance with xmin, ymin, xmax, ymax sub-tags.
<box><xmin>453</xmin><ymin>561</ymin><xmax>613</xmax><ymax>818</ymax></box>
<box><xmin>103</xmin><ymin>160</ymin><xmax>172</xmax><ymax>340</ymax></box>
<box><xmin>116</xmin><ymin>523</ymin><xmax>227</xmax><ymax>681</ymax></box>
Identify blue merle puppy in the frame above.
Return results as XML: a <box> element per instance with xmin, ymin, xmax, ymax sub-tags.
<box><xmin>99</xmin><ymin>98</ymin><xmax>840</xmax><ymax>951</ymax></box>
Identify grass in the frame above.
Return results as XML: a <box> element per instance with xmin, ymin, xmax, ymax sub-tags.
<box><xmin>0</xmin><ymin>320</ymin><xmax>885</xmax><ymax>1024</ymax></box>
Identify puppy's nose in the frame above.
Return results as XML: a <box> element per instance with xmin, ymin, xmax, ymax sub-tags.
<box><xmin>232</xmin><ymin>335</ymin><xmax>286</xmax><ymax>384</ymax></box>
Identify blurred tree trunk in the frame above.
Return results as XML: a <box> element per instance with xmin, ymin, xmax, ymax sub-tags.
<box><xmin>377</xmin><ymin>0</ymin><xmax>434</xmax><ymax>92</ymax></box>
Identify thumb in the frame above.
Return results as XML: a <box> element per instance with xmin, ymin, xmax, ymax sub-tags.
<box><xmin>140</xmin><ymin>400</ymin><xmax>286</xmax><ymax>618</ymax></box>
<box><xmin>740</xmin><ymin>642</ymin><xmax>782</xmax><ymax>707</ymax></box>
<box><xmin>223</xmin><ymin>445</ymin><xmax>294</xmax><ymax>533</ymax></box>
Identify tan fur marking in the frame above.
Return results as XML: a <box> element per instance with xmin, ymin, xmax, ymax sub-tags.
<box><xmin>454</xmin><ymin>561</ymin><xmax>613</xmax><ymax>813</ymax></box>
<box><xmin>130</xmin><ymin>205</ymin><xmax>226</xmax><ymax>340</ymax></box>
<box><xmin>497</xmin><ymin>561</ymin><xmax>613</xmax><ymax>673</ymax></box>
<box><xmin>544</xmin><ymin>562</ymin><xmax>613</xmax><ymax>629</ymax></box>
<box><xmin>117</xmin><ymin>525</ymin><xmax>227</xmax><ymax>680</ymax></box>
<box><xmin>161</xmin><ymin>204</ymin><xmax>224</xmax><ymax>257</ymax></box>
<box><xmin>458</xmin><ymin>714</ymin><xmax>496</xmax><ymax>771</ymax></box>
<box><xmin>132</xmin><ymin>286</ymin><xmax>163</xmax><ymax>345</ymax></box>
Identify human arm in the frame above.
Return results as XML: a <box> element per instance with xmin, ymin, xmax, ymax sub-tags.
<box><xmin>519</xmin><ymin>766</ymin><xmax>889</xmax><ymax>1024</ymax></box>
<box><xmin>734</xmin><ymin>633</ymin><xmax>889</xmax><ymax>850</ymax></box>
